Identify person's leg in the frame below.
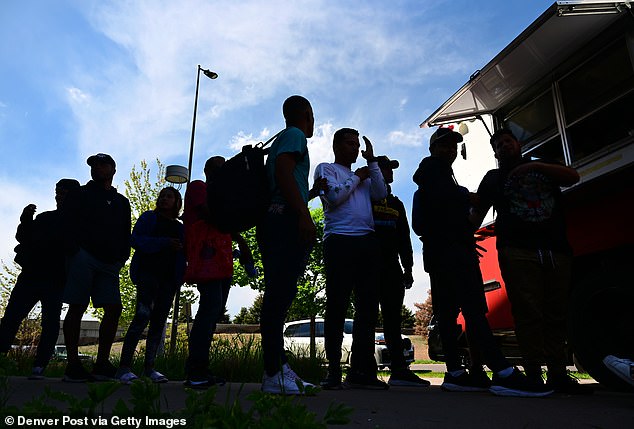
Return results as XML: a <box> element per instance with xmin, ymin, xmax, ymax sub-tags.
<box><xmin>90</xmin><ymin>256</ymin><xmax>123</xmax><ymax>367</ymax></box>
<box><xmin>62</xmin><ymin>248</ymin><xmax>95</xmax><ymax>366</ymax></box>
<box><xmin>144</xmin><ymin>282</ymin><xmax>178</xmax><ymax>372</ymax></box>
<box><xmin>33</xmin><ymin>282</ymin><xmax>64</xmax><ymax>369</ymax></box>
<box><xmin>429</xmin><ymin>272</ymin><xmax>462</xmax><ymax>372</ymax></box>
<box><xmin>119</xmin><ymin>284</ymin><xmax>154</xmax><ymax>369</ymax></box>
<box><xmin>379</xmin><ymin>262</ymin><xmax>407</xmax><ymax>371</ymax></box>
<box><xmin>456</xmin><ymin>249</ymin><xmax>510</xmax><ymax>373</ymax></box>
<box><xmin>323</xmin><ymin>235</ymin><xmax>354</xmax><ymax>375</ymax></box>
<box><xmin>0</xmin><ymin>272</ymin><xmax>40</xmax><ymax>353</ymax></box>
<box><xmin>259</xmin><ymin>212</ymin><xmax>308</xmax><ymax>377</ymax></box>
<box><xmin>186</xmin><ymin>281</ymin><xmax>224</xmax><ymax>379</ymax></box>
<box><xmin>350</xmin><ymin>235</ymin><xmax>381</xmax><ymax>377</ymax></box>
<box><xmin>63</xmin><ymin>303</ymin><xmax>88</xmax><ymax>364</ymax></box>
<box><xmin>97</xmin><ymin>303</ymin><xmax>122</xmax><ymax>364</ymax></box>
<box><xmin>543</xmin><ymin>251</ymin><xmax>572</xmax><ymax>378</ymax></box>
<box><xmin>498</xmin><ymin>246</ymin><xmax>546</xmax><ymax>380</ymax></box>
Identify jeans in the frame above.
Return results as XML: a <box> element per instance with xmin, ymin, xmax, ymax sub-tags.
<box><xmin>498</xmin><ymin>246</ymin><xmax>572</xmax><ymax>377</ymax></box>
<box><xmin>119</xmin><ymin>278</ymin><xmax>178</xmax><ymax>369</ymax></box>
<box><xmin>428</xmin><ymin>243</ymin><xmax>510</xmax><ymax>373</ymax></box>
<box><xmin>185</xmin><ymin>279</ymin><xmax>230</xmax><ymax>378</ymax></box>
<box><xmin>258</xmin><ymin>211</ymin><xmax>310</xmax><ymax>376</ymax></box>
<box><xmin>378</xmin><ymin>260</ymin><xmax>406</xmax><ymax>370</ymax></box>
<box><xmin>0</xmin><ymin>271</ymin><xmax>63</xmax><ymax>368</ymax></box>
<box><xmin>324</xmin><ymin>234</ymin><xmax>380</xmax><ymax>377</ymax></box>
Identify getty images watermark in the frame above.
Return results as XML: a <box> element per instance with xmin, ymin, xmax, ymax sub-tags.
<box><xmin>4</xmin><ymin>415</ymin><xmax>187</xmax><ymax>428</ymax></box>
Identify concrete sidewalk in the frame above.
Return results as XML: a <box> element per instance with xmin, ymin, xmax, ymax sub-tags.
<box><xmin>3</xmin><ymin>371</ymin><xmax>632</xmax><ymax>429</ymax></box>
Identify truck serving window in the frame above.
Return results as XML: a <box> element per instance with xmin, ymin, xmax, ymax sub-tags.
<box><xmin>559</xmin><ymin>38</ymin><xmax>634</xmax><ymax>164</ymax></box>
<box><xmin>499</xmin><ymin>34</ymin><xmax>634</xmax><ymax>167</ymax></box>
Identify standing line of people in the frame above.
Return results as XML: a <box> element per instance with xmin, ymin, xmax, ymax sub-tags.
<box><xmin>1</xmin><ymin>95</ymin><xmax>590</xmax><ymax>400</ymax></box>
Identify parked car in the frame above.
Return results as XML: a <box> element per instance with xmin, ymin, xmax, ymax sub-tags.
<box><xmin>52</xmin><ymin>345</ymin><xmax>93</xmax><ymax>362</ymax></box>
<box><xmin>283</xmin><ymin>318</ymin><xmax>414</xmax><ymax>368</ymax></box>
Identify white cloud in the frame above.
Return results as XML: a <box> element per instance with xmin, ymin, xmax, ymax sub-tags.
<box><xmin>387</xmin><ymin>130</ymin><xmax>423</xmax><ymax>148</ymax></box>
<box><xmin>0</xmin><ymin>178</ymin><xmax>53</xmax><ymax>265</ymax></box>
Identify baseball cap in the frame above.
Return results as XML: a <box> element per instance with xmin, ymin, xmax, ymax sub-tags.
<box><xmin>376</xmin><ymin>155</ymin><xmax>399</xmax><ymax>170</ymax></box>
<box><xmin>87</xmin><ymin>153</ymin><xmax>116</xmax><ymax>168</ymax></box>
<box><xmin>56</xmin><ymin>178</ymin><xmax>81</xmax><ymax>191</ymax></box>
<box><xmin>429</xmin><ymin>127</ymin><xmax>463</xmax><ymax>147</ymax></box>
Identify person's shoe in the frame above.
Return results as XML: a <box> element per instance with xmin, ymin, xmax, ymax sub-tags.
<box><xmin>261</xmin><ymin>371</ymin><xmax>303</xmax><ymax>395</ymax></box>
<box><xmin>344</xmin><ymin>371</ymin><xmax>389</xmax><ymax>390</ymax></box>
<box><xmin>468</xmin><ymin>369</ymin><xmax>492</xmax><ymax>389</ymax></box>
<box><xmin>388</xmin><ymin>368</ymin><xmax>431</xmax><ymax>387</ymax></box>
<box><xmin>116</xmin><ymin>368</ymin><xmax>139</xmax><ymax>385</ymax></box>
<box><xmin>145</xmin><ymin>369</ymin><xmax>168</xmax><ymax>383</ymax></box>
<box><xmin>546</xmin><ymin>372</ymin><xmax>594</xmax><ymax>395</ymax></box>
<box><xmin>603</xmin><ymin>355</ymin><xmax>634</xmax><ymax>387</ymax></box>
<box><xmin>490</xmin><ymin>368</ymin><xmax>554</xmax><ymax>397</ymax></box>
<box><xmin>441</xmin><ymin>370</ymin><xmax>489</xmax><ymax>392</ymax></box>
<box><xmin>321</xmin><ymin>369</ymin><xmax>345</xmax><ymax>390</ymax></box>
<box><xmin>321</xmin><ymin>368</ymin><xmax>345</xmax><ymax>390</ymax></box>
<box><xmin>282</xmin><ymin>363</ymin><xmax>315</xmax><ymax>389</ymax></box>
<box><xmin>184</xmin><ymin>374</ymin><xmax>226</xmax><ymax>390</ymax></box>
<box><xmin>28</xmin><ymin>366</ymin><xmax>45</xmax><ymax>380</ymax></box>
<box><xmin>91</xmin><ymin>360</ymin><xmax>117</xmax><ymax>381</ymax></box>
<box><xmin>63</xmin><ymin>361</ymin><xmax>95</xmax><ymax>383</ymax></box>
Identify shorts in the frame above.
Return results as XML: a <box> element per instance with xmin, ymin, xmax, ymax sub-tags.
<box><xmin>63</xmin><ymin>247</ymin><xmax>122</xmax><ymax>307</ymax></box>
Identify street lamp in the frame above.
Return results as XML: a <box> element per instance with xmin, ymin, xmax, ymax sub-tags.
<box><xmin>167</xmin><ymin>65</ymin><xmax>218</xmax><ymax>355</ymax></box>
<box><xmin>186</xmin><ymin>65</ymin><xmax>218</xmax><ymax>184</ymax></box>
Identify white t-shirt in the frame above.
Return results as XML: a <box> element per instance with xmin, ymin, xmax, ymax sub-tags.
<box><xmin>315</xmin><ymin>161</ymin><xmax>387</xmax><ymax>239</ymax></box>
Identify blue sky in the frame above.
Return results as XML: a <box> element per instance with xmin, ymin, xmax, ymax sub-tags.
<box><xmin>0</xmin><ymin>0</ymin><xmax>555</xmax><ymax>317</ymax></box>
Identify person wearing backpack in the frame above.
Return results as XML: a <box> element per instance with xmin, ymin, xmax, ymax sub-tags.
<box><xmin>116</xmin><ymin>186</ymin><xmax>185</xmax><ymax>384</ymax></box>
<box><xmin>258</xmin><ymin>95</ymin><xmax>318</xmax><ymax>395</ymax></box>
<box><xmin>182</xmin><ymin>156</ymin><xmax>254</xmax><ymax>389</ymax></box>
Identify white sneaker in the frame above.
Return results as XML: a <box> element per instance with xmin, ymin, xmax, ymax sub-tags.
<box><xmin>282</xmin><ymin>363</ymin><xmax>316</xmax><ymax>389</ymax></box>
<box><xmin>603</xmin><ymin>355</ymin><xmax>634</xmax><ymax>387</ymax></box>
<box><xmin>145</xmin><ymin>369</ymin><xmax>168</xmax><ymax>383</ymax></box>
<box><xmin>261</xmin><ymin>370</ymin><xmax>302</xmax><ymax>395</ymax></box>
<box><xmin>117</xmin><ymin>370</ymin><xmax>139</xmax><ymax>385</ymax></box>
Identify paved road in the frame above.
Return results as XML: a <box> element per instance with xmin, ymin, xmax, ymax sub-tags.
<box><xmin>4</xmin><ymin>372</ymin><xmax>633</xmax><ymax>429</ymax></box>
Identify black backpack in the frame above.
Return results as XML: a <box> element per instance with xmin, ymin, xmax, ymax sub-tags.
<box><xmin>207</xmin><ymin>131</ymin><xmax>283</xmax><ymax>233</ymax></box>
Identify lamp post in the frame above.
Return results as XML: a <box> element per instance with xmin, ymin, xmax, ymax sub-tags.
<box><xmin>187</xmin><ymin>65</ymin><xmax>218</xmax><ymax>184</ymax></box>
<box><xmin>167</xmin><ymin>64</ymin><xmax>218</xmax><ymax>355</ymax></box>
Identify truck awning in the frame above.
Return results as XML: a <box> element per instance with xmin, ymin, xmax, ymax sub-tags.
<box><xmin>421</xmin><ymin>1</ymin><xmax>632</xmax><ymax>128</ymax></box>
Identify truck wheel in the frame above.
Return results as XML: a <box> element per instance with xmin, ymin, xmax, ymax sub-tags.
<box><xmin>570</xmin><ymin>281</ymin><xmax>634</xmax><ymax>391</ymax></box>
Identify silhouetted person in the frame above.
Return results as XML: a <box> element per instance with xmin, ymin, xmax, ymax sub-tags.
<box><xmin>258</xmin><ymin>95</ymin><xmax>317</xmax><ymax>395</ymax></box>
<box><xmin>0</xmin><ymin>179</ymin><xmax>80</xmax><ymax>379</ymax></box>
<box><xmin>317</xmin><ymin>128</ymin><xmax>388</xmax><ymax>390</ymax></box>
<box><xmin>117</xmin><ymin>186</ymin><xmax>185</xmax><ymax>384</ymax></box>
<box><xmin>412</xmin><ymin>127</ymin><xmax>552</xmax><ymax>397</ymax></box>
<box><xmin>62</xmin><ymin>153</ymin><xmax>131</xmax><ymax>382</ymax></box>
<box><xmin>181</xmin><ymin>156</ymin><xmax>253</xmax><ymax>389</ymax></box>
<box><xmin>471</xmin><ymin>128</ymin><xmax>588</xmax><ymax>394</ymax></box>
<box><xmin>372</xmin><ymin>155</ymin><xmax>429</xmax><ymax>387</ymax></box>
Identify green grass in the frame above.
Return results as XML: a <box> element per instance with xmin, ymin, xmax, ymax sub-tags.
<box><xmin>1</xmin><ymin>335</ymin><xmax>329</xmax><ymax>383</ymax></box>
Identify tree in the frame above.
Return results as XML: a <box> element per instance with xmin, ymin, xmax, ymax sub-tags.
<box><xmin>375</xmin><ymin>305</ymin><xmax>416</xmax><ymax>330</ymax></box>
<box><xmin>0</xmin><ymin>260</ymin><xmax>43</xmax><ymax>347</ymax></box>
<box><xmin>230</xmin><ymin>207</ymin><xmax>329</xmax><ymax>322</ymax></box>
<box><xmin>231</xmin><ymin>208</ymin><xmax>330</xmax><ymax>358</ymax></box>
<box><xmin>232</xmin><ymin>293</ymin><xmax>263</xmax><ymax>324</ymax></box>
<box><xmin>377</xmin><ymin>305</ymin><xmax>416</xmax><ymax>329</ymax></box>
<box><xmin>414</xmin><ymin>290</ymin><xmax>433</xmax><ymax>336</ymax></box>
<box><xmin>286</xmin><ymin>208</ymin><xmax>327</xmax><ymax>322</ymax></box>
<box><xmin>0</xmin><ymin>260</ymin><xmax>20</xmax><ymax>318</ymax></box>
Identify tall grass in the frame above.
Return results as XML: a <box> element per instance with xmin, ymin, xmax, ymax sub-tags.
<box><xmin>2</xmin><ymin>333</ymin><xmax>328</xmax><ymax>383</ymax></box>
